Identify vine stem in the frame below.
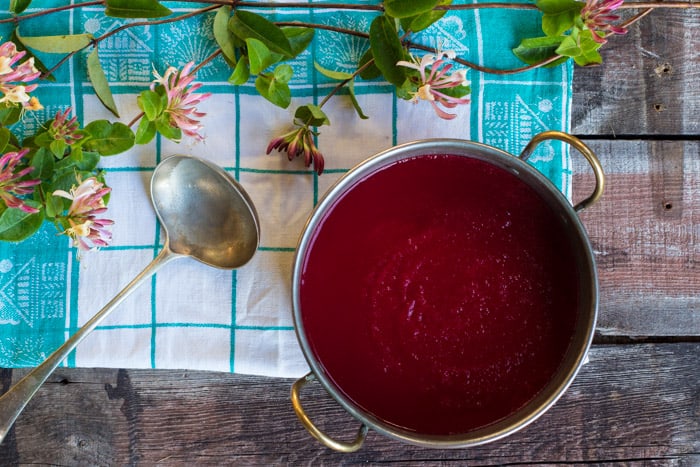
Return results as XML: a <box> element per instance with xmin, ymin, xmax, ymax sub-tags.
<box><xmin>40</xmin><ymin>5</ymin><xmax>219</xmax><ymax>79</ymax></box>
<box><xmin>0</xmin><ymin>0</ymin><xmax>104</xmax><ymax>24</ymax></box>
<box><xmin>317</xmin><ymin>59</ymin><xmax>377</xmax><ymax>109</ymax></box>
<box><xmin>173</xmin><ymin>0</ymin><xmax>698</xmax><ymax>9</ymax></box>
<box><xmin>275</xmin><ymin>21</ymin><xmax>560</xmax><ymax>75</ymax></box>
<box><xmin>2</xmin><ymin>0</ymin><xmax>694</xmax><ymax>27</ymax></box>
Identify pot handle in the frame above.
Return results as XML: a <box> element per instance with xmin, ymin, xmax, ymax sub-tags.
<box><xmin>291</xmin><ymin>372</ymin><xmax>369</xmax><ymax>453</ymax></box>
<box><xmin>519</xmin><ymin>130</ymin><xmax>605</xmax><ymax>212</ymax></box>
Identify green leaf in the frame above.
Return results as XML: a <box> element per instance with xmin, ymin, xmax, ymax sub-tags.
<box><xmin>555</xmin><ymin>34</ymin><xmax>581</xmax><ymax>58</ymax></box>
<box><xmin>0</xmin><ymin>202</ymin><xmax>44</xmax><ymax>242</ymax></box>
<box><xmin>0</xmin><ymin>104</ymin><xmax>22</xmax><ymax>126</ymax></box>
<box><xmin>30</xmin><ymin>130</ymin><xmax>53</xmax><ymax>149</ymax></box>
<box><xmin>294</xmin><ymin>104</ymin><xmax>330</xmax><ymax>127</ymax></box>
<box><xmin>44</xmin><ymin>192</ymin><xmax>64</xmax><ymax>219</ymax></box>
<box><xmin>283</xmin><ymin>27</ymin><xmax>315</xmax><ymax>58</ymax></box>
<box><xmin>17</xmin><ymin>32</ymin><xmax>93</xmax><ymax>53</ymax></box>
<box><xmin>0</xmin><ymin>128</ymin><xmax>11</xmax><ymax>153</ymax></box>
<box><xmin>369</xmin><ymin>16</ymin><xmax>408</xmax><ymax>87</ymax></box>
<box><xmin>439</xmin><ymin>83</ymin><xmax>471</xmax><ymax>99</ymax></box>
<box><xmin>10</xmin><ymin>0</ymin><xmax>32</xmax><ymax>14</ymax></box>
<box><xmin>228</xmin><ymin>56</ymin><xmax>250</xmax><ymax>85</ymax></box>
<box><xmin>309</xmin><ymin>67</ymin><xmax>369</xmax><ymax>119</ymax></box>
<box><xmin>573</xmin><ymin>48</ymin><xmax>603</xmax><ymax>66</ymax></box>
<box><xmin>537</xmin><ymin>0</ymin><xmax>584</xmax><ymax>37</ymax></box>
<box><xmin>87</xmin><ymin>48</ymin><xmax>120</xmax><ymax>118</ymax></box>
<box><xmin>30</xmin><ymin>148</ymin><xmax>55</xmax><ymax>179</ymax></box>
<box><xmin>104</xmin><ymin>0</ymin><xmax>172</xmax><ymax>18</ymax></box>
<box><xmin>572</xmin><ymin>29</ymin><xmax>604</xmax><ymax>66</ymax></box>
<box><xmin>62</xmin><ymin>150</ymin><xmax>100</xmax><ymax>172</ymax></box>
<box><xmin>347</xmin><ymin>80</ymin><xmax>369</xmax><ymax>120</ymax></box>
<box><xmin>155</xmin><ymin>115</ymin><xmax>181</xmax><ymax>141</ymax></box>
<box><xmin>137</xmin><ymin>89</ymin><xmax>164</xmax><ymax>121</ymax></box>
<box><xmin>314</xmin><ymin>62</ymin><xmax>352</xmax><ymax>81</ymax></box>
<box><xmin>83</xmin><ymin>120</ymin><xmax>135</xmax><ymax>156</ymax></box>
<box><xmin>512</xmin><ymin>36</ymin><xmax>567</xmax><ymax>66</ymax></box>
<box><xmin>255</xmin><ymin>73</ymin><xmax>291</xmax><ymax>109</ymax></box>
<box><xmin>384</xmin><ymin>0</ymin><xmax>439</xmax><ymax>19</ymax></box>
<box><xmin>246</xmin><ymin>38</ymin><xmax>276</xmax><ymax>75</ymax></box>
<box><xmin>49</xmin><ymin>139</ymin><xmax>67</xmax><ymax>159</ymax></box>
<box><xmin>400</xmin><ymin>0</ymin><xmax>451</xmax><ymax>33</ymax></box>
<box><xmin>274</xmin><ymin>64</ymin><xmax>293</xmax><ymax>84</ymax></box>
<box><xmin>229</xmin><ymin>10</ymin><xmax>293</xmax><ymax>58</ymax></box>
<box><xmin>314</xmin><ymin>62</ymin><xmax>353</xmax><ymax>81</ymax></box>
<box><xmin>358</xmin><ymin>49</ymin><xmax>381</xmax><ymax>80</ymax></box>
<box><xmin>214</xmin><ymin>6</ymin><xmax>238</xmax><ymax>65</ymax></box>
<box><xmin>134</xmin><ymin>118</ymin><xmax>157</xmax><ymax>144</ymax></box>
<box><xmin>536</xmin><ymin>0</ymin><xmax>583</xmax><ymax>14</ymax></box>
<box><xmin>11</xmin><ymin>29</ymin><xmax>55</xmax><ymax>81</ymax></box>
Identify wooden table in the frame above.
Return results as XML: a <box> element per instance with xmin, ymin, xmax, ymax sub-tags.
<box><xmin>2</xmin><ymin>8</ymin><xmax>698</xmax><ymax>465</ymax></box>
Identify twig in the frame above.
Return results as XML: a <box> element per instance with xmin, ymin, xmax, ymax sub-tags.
<box><xmin>41</xmin><ymin>5</ymin><xmax>219</xmax><ymax>79</ymax></box>
<box><xmin>318</xmin><ymin>59</ymin><xmax>377</xmax><ymax>108</ymax></box>
<box><xmin>0</xmin><ymin>0</ymin><xmax>104</xmax><ymax>24</ymax></box>
<box><xmin>276</xmin><ymin>21</ymin><xmax>558</xmax><ymax>75</ymax></box>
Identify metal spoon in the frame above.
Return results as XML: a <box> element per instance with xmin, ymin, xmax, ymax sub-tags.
<box><xmin>0</xmin><ymin>155</ymin><xmax>260</xmax><ymax>443</ymax></box>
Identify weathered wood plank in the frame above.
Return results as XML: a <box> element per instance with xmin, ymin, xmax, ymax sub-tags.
<box><xmin>1</xmin><ymin>344</ymin><xmax>698</xmax><ymax>464</ymax></box>
<box><xmin>572</xmin><ymin>9</ymin><xmax>700</xmax><ymax>136</ymax></box>
<box><xmin>572</xmin><ymin>140</ymin><xmax>700</xmax><ymax>336</ymax></box>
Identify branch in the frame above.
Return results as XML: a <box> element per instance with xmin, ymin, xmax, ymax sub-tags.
<box><xmin>0</xmin><ymin>0</ymin><xmax>104</xmax><ymax>24</ymax></box>
<box><xmin>41</xmin><ymin>5</ymin><xmax>219</xmax><ymax>79</ymax></box>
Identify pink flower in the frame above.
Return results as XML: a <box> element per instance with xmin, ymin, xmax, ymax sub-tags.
<box><xmin>0</xmin><ymin>148</ymin><xmax>41</xmax><ymax>214</ymax></box>
<box><xmin>53</xmin><ymin>177</ymin><xmax>114</xmax><ymax>253</ymax></box>
<box><xmin>151</xmin><ymin>61</ymin><xmax>211</xmax><ymax>141</ymax></box>
<box><xmin>0</xmin><ymin>41</ymin><xmax>42</xmax><ymax>110</ymax></box>
<box><xmin>267</xmin><ymin>126</ymin><xmax>325</xmax><ymax>175</ymax></box>
<box><xmin>581</xmin><ymin>0</ymin><xmax>628</xmax><ymax>44</ymax></box>
<box><xmin>51</xmin><ymin>107</ymin><xmax>83</xmax><ymax>145</ymax></box>
<box><xmin>397</xmin><ymin>49</ymin><xmax>470</xmax><ymax>120</ymax></box>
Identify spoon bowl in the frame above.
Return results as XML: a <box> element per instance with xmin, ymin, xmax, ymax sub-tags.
<box><xmin>0</xmin><ymin>155</ymin><xmax>259</xmax><ymax>443</ymax></box>
<box><xmin>152</xmin><ymin>155</ymin><xmax>259</xmax><ymax>268</ymax></box>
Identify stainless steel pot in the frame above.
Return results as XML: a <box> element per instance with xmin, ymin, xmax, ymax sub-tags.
<box><xmin>291</xmin><ymin>131</ymin><xmax>604</xmax><ymax>452</ymax></box>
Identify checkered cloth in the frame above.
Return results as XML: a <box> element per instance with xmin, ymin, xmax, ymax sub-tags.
<box><xmin>0</xmin><ymin>1</ymin><xmax>573</xmax><ymax>377</ymax></box>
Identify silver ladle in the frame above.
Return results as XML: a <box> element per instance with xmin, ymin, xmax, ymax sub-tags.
<box><xmin>0</xmin><ymin>155</ymin><xmax>260</xmax><ymax>443</ymax></box>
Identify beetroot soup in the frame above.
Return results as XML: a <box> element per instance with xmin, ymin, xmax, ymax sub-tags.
<box><xmin>299</xmin><ymin>154</ymin><xmax>580</xmax><ymax>435</ymax></box>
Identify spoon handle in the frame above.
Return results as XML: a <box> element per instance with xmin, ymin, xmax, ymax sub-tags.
<box><xmin>0</xmin><ymin>247</ymin><xmax>178</xmax><ymax>444</ymax></box>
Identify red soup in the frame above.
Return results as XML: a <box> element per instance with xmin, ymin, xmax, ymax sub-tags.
<box><xmin>299</xmin><ymin>154</ymin><xmax>579</xmax><ymax>435</ymax></box>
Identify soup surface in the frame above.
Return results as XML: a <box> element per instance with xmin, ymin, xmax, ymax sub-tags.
<box><xmin>299</xmin><ymin>154</ymin><xmax>580</xmax><ymax>435</ymax></box>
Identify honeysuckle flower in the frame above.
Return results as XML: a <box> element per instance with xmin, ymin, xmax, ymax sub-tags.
<box><xmin>0</xmin><ymin>41</ymin><xmax>42</xmax><ymax>109</ymax></box>
<box><xmin>267</xmin><ymin>125</ymin><xmax>325</xmax><ymax>175</ymax></box>
<box><xmin>581</xmin><ymin>0</ymin><xmax>628</xmax><ymax>44</ymax></box>
<box><xmin>53</xmin><ymin>177</ymin><xmax>114</xmax><ymax>253</ymax></box>
<box><xmin>0</xmin><ymin>148</ymin><xmax>41</xmax><ymax>214</ymax></box>
<box><xmin>151</xmin><ymin>61</ymin><xmax>211</xmax><ymax>141</ymax></box>
<box><xmin>397</xmin><ymin>49</ymin><xmax>470</xmax><ymax>120</ymax></box>
<box><xmin>50</xmin><ymin>108</ymin><xmax>83</xmax><ymax>145</ymax></box>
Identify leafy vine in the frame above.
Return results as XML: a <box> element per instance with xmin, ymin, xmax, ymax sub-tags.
<box><xmin>0</xmin><ymin>0</ymin><xmax>693</xmax><ymax>249</ymax></box>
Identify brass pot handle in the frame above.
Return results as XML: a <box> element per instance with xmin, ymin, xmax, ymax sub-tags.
<box><xmin>291</xmin><ymin>372</ymin><xmax>369</xmax><ymax>453</ymax></box>
<box><xmin>520</xmin><ymin>130</ymin><xmax>605</xmax><ymax>212</ymax></box>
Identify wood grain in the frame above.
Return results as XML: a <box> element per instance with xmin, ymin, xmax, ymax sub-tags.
<box><xmin>572</xmin><ymin>140</ymin><xmax>700</xmax><ymax>336</ymax></box>
<box><xmin>0</xmin><ymin>344</ymin><xmax>697</xmax><ymax>465</ymax></box>
<box><xmin>572</xmin><ymin>9</ymin><xmax>700</xmax><ymax>136</ymax></box>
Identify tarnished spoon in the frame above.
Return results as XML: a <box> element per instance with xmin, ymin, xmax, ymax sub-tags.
<box><xmin>0</xmin><ymin>155</ymin><xmax>260</xmax><ymax>443</ymax></box>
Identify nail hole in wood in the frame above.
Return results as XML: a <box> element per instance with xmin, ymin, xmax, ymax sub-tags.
<box><xmin>664</xmin><ymin>202</ymin><xmax>673</xmax><ymax>210</ymax></box>
<box><xmin>654</xmin><ymin>103</ymin><xmax>666</xmax><ymax>112</ymax></box>
<box><xmin>655</xmin><ymin>62</ymin><xmax>673</xmax><ymax>77</ymax></box>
